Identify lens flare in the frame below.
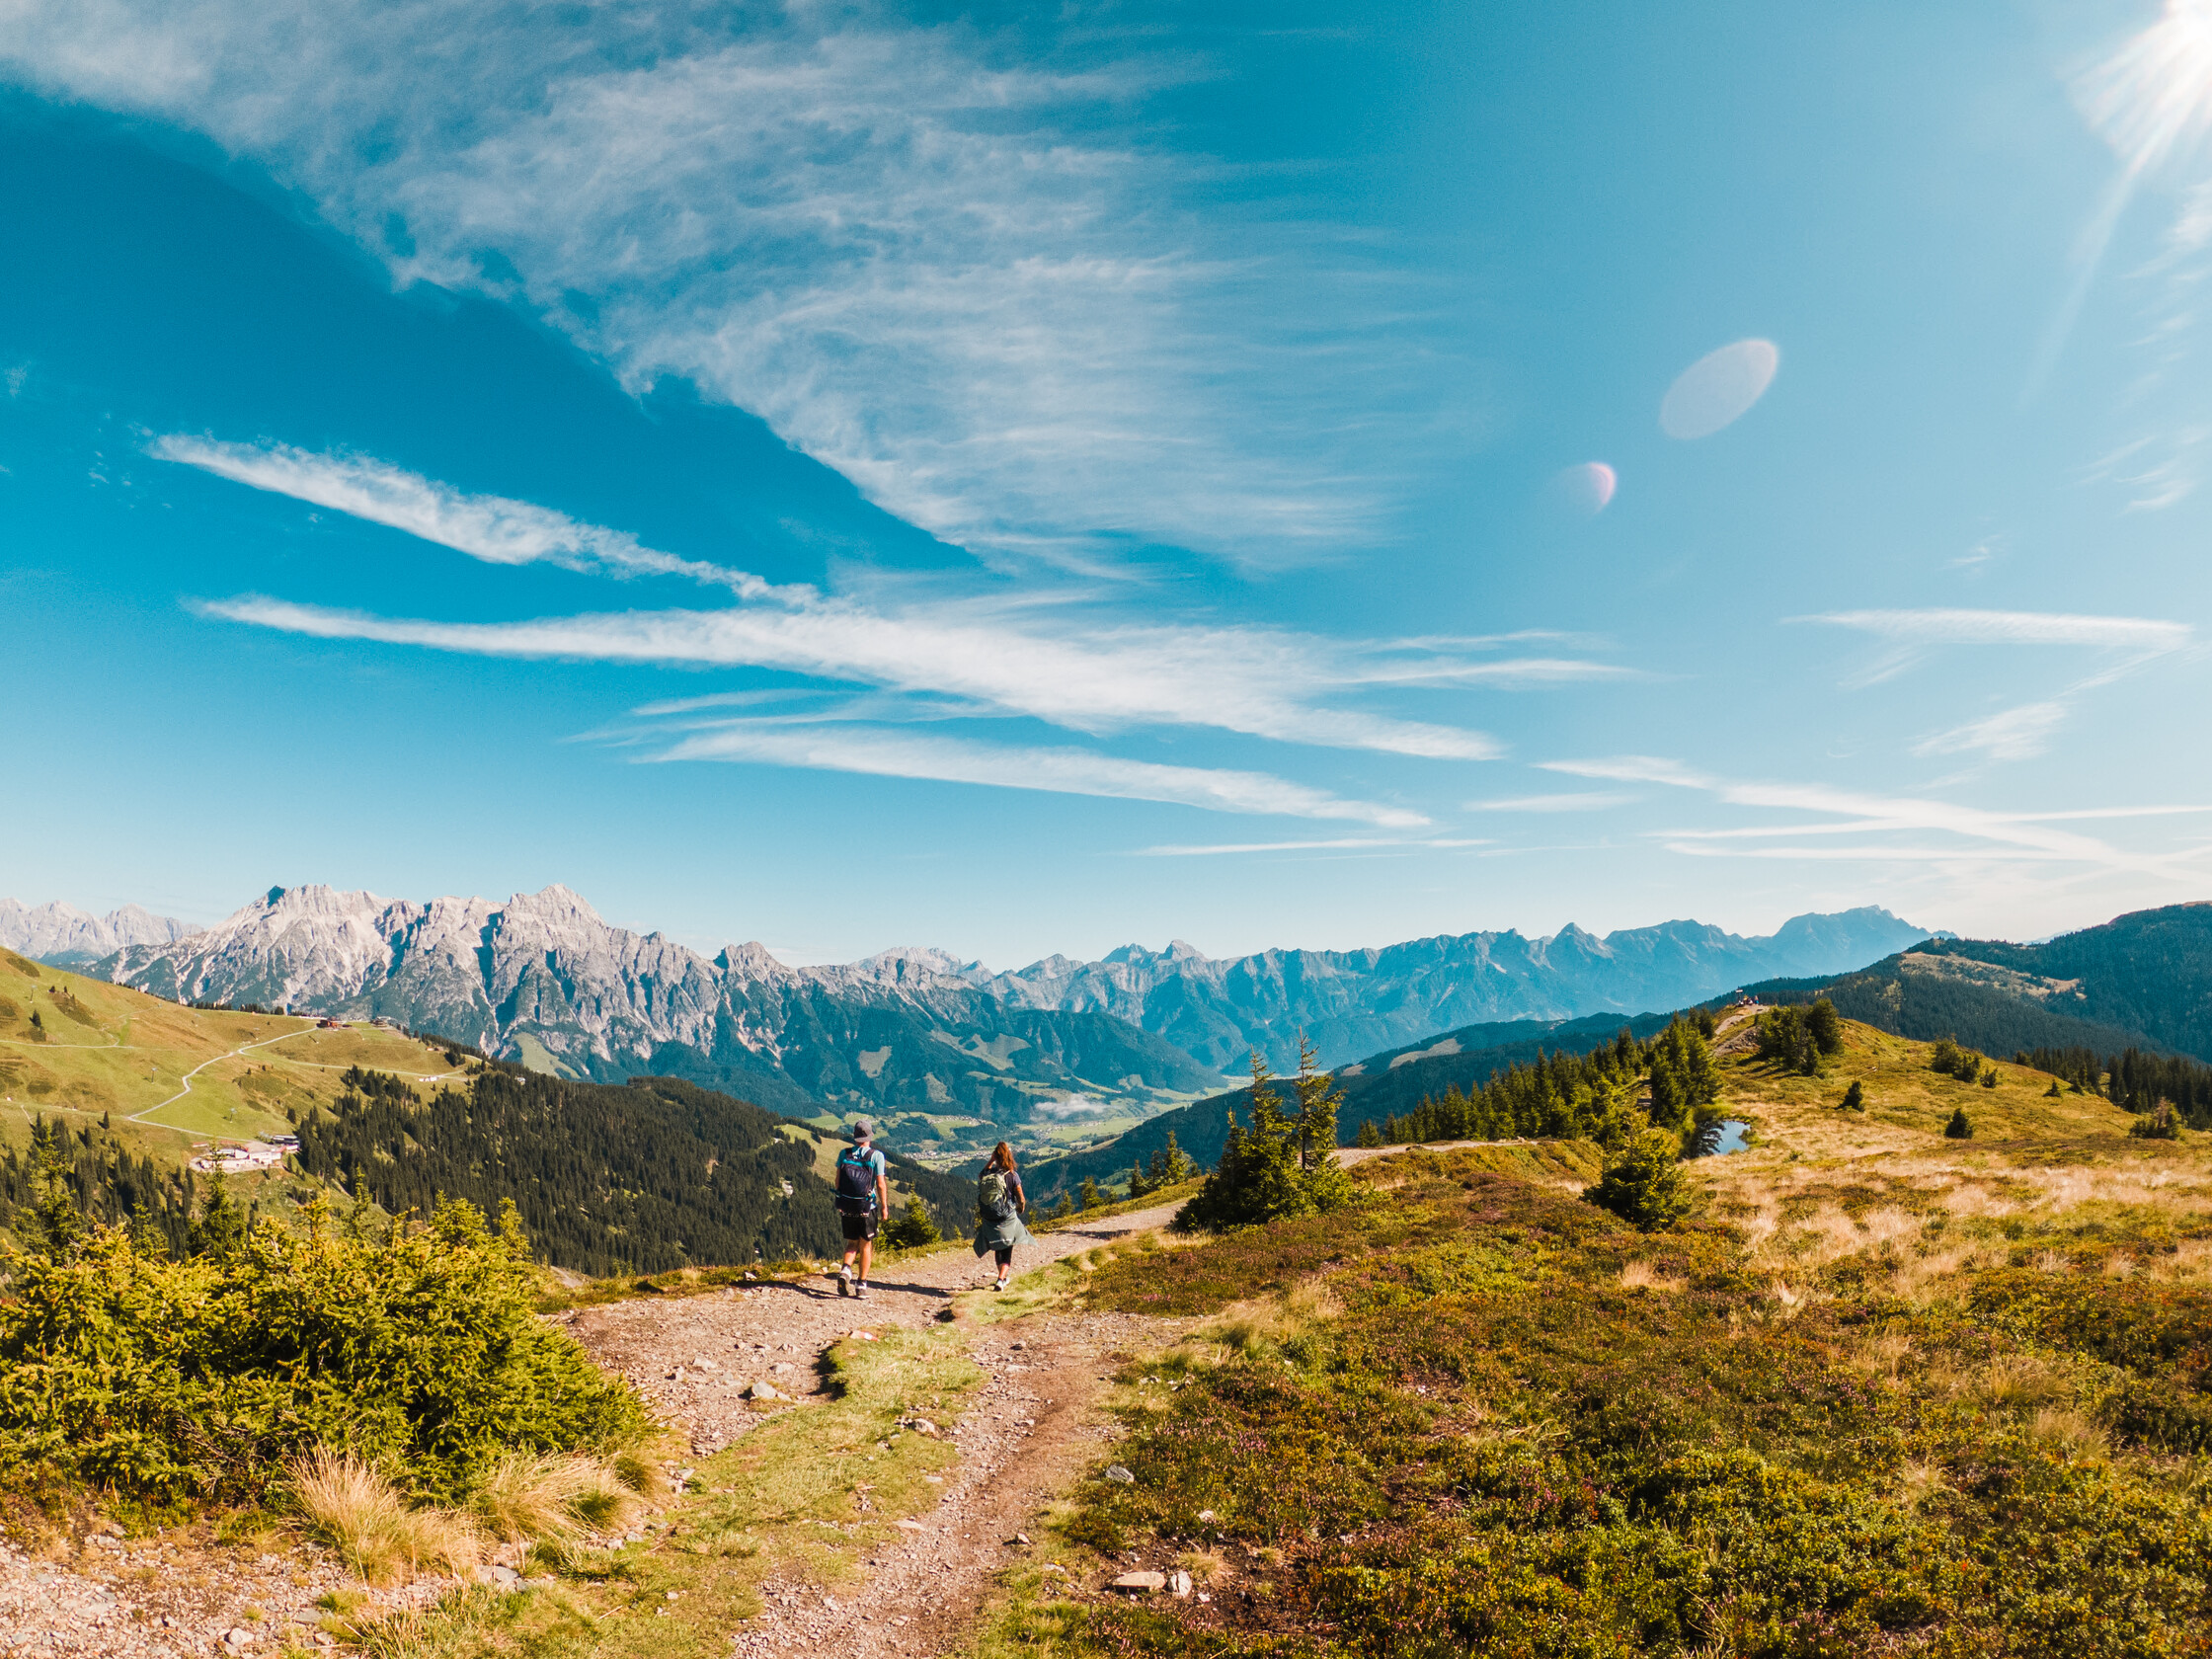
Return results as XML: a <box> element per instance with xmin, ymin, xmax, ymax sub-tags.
<box><xmin>1555</xmin><ymin>460</ymin><xmax>1618</xmax><ymax>514</ymax></box>
<box><xmin>1660</xmin><ymin>339</ymin><xmax>1779</xmax><ymax>439</ymax></box>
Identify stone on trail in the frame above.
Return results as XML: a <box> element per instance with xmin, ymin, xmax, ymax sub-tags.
<box><xmin>749</xmin><ymin>1381</ymin><xmax>781</xmax><ymax>1400</ymax></box>
<box><xmin>1104</xmin><ymin>1464</ymin><xmax>1136</xmax><ymax>1484</ymax></box>
<box><xmin>896</xmin><ymin>1520</ymin><xmax>927</xmax><ymax>1533</ymax></box>
<box><xmin>1171</xmin><ymin>1570</ymin><xmax>1193</xmax><ymax>1598</ymax></box>
<box><xmin>1110</xmin><ymin>1571</ymin><xmax>1167</xmax><ymax>1595</ymax></box>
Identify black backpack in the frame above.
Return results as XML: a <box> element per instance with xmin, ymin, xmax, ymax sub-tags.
<box><xmin>834</xmin><ymin>1146</ymin><xmax>880</xmax><ymax>1215</ymax></box>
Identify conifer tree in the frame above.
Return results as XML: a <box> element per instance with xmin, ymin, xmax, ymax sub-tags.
<box><xmin>1583</xmin><ymin>1129</ymin><xmax>1694</xmax><ymax>1231</ymax></box>
<box><xmin>1840</xmin><ymin>1080</ymin><xmax>1864</xmax><ymax>1111</ymax></box>
<box><xmin>1944</xmin><ymin>1107</ymin><xmax>1973</xmax><ymax>1141</ymax></box>
<box><xmin>1355</xmin><ymin>1118</ymin><xmax>1383</xmax><ymax>1148</ymax></box>
<box><xmin>884</xmin><ymin>1192</ymin><xmax>942</xmax><ymax>1248</ymax></box>
<box><xmin>1079</xmin><ymin>1176</ymin><xmax>1103</xmax><ymax>1211</ymax></box>
<box><xmin>30</xmin><ymin>1121</ymin><xmax>81</xmax><ymax>1257</ymax></box>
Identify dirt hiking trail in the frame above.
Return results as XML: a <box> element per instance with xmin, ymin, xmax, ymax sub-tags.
<box><xmin>571</xmin><ymin>1202</ymin><xmax>1190</xmax><ymax>1659</ymax></box>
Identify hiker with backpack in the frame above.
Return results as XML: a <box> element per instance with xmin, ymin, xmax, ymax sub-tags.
<box><xmin>832</xmin><ymin>1119</ymin><xmax>892</xmax><ymax>1300</ymax></box>
<box><xmin>973</xmin><ymin>1142</ymin><xmax>1033</xmax><ymax>1293</ymax></box>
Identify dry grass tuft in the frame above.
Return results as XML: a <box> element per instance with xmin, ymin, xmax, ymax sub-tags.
<box><xmin>472</xmin><ymin>1453</ymin><xmax>645</xmax><ymax>1543</ymax></box>
<box><xmin>1974</xmin><ymin>1353</ymin><xmax>2070</xmax><ymax>1411</ymax></box>
<box><xmin>2028</xmin><ymin>1405</ymin><xmax>2107</xmax><ymax>1461</ymax></box>
<box><xmin>1620</xmin><ymin>1260</ymin><xmax>1687</xmax><ymax>1294</ymax></box>
<box><xmin>290</xmin><ymin>1452</ymin><xmax>482</xmax><ymax>1586</ymax></box>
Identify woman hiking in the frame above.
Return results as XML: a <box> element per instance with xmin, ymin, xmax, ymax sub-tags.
<box><xmin>973</xmin><ymin>1142</ymin><xmax>1033</xmax><ymax>1293</ymax></box>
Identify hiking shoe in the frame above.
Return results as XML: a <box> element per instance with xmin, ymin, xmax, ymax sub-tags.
<box><xmin>853</xmin><ymin>1283</ymin><xmax>869</xmax><ymax>1301</ymax></box>
<box><xmin>836</xmin><ymin>1267</ymin><xmax>854</xmax><ymax>1298</ymax></box>
<box><xmin>994</xmin><ymin>1277</ymin><xmax>1010</xmax><ymax>1292</ymax></box>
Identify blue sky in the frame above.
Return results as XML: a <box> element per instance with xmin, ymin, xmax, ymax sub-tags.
<box><xmin>4</xmin><ymin>1</ymin><xmax>2212</xmax><ymax>967</ymax></box>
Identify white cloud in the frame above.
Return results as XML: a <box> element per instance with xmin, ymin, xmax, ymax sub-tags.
<box><xmin>654</xmin><ymin>724</ymin><xmax>1428</xmax><ymax>827</ymax></box>
<box><xmin>1912</xmin><ymin>702</ymin><xmax>2069</xmax><ymax>762</ymax></box>
<box><xmin>151</xmin><ymin>435</ymin><xmax>794</xmax><ymax>596</ymax></box>
<box><xmin>1467</xmin><ymin>791</ymin><xmax>1638</xmax><ymax>812</ymax></box>
<box><xmin>1543</xmin><ymin>754</ymin><xmax>2174</xmax><ymax>873</ymax></box>
<box><xmin>2</xmin><ymin>2</ymin><xmax>1460</xmax><ymax>564</ymax></box>
<box><xmin>1794</xmin><ymin>608</ymin><xmax>2192</xmax><ymax>650</ymax></box>
<box><xmin>1132</xmin><ymin>836</ymin><xmax>1488</xmax><ymax>856</ymax></box>
<box><xmin>200</xmin><ymin>592</ymin><xmax>1514</xmax><ymax>760</ymax></box>
<box><xmin>170</xmin><ymin>439</ymin><xmax>1552</xmax><ymax>760</ymax></box>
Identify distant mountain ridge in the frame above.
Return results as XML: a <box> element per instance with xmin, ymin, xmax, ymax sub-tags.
<box><xmin>963</xmin><ymin>907</ymin><xmax>1931</xmax><ymax>1069</ymax></box>
<box><xmin>1746</xmin><ymin>903</ymin><xmax>2212</xmax><ymax>1065</ymax></box>
<box><xmin>0</xmin><ymin>899</ymin><xmax>198</xmax><ymax>967</ymax></box>
<box><xmin>79</xmin><ymin>884</ymin><xmax>1216</xmax><ymax>1128</ymax></box>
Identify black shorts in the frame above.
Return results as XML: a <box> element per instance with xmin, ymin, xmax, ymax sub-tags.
<box><xmin>839</xmin><ymin>1210</ymin><xmax>880</xmax><ymax>1241</ymax></box>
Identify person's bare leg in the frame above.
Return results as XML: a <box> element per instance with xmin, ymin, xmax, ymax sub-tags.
<box><xmin>856</xmin><ymin>1237</ymin><xmax>874</xmax><ymax>1284</ymax></box>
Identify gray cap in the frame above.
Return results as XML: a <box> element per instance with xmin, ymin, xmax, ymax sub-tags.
<box><xmin>850</xmin><ymin>1119</ymin><xmax>874</xmax><ymax>1141</ymax></box>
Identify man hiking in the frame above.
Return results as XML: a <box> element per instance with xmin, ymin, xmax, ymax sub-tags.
<box><xmin>832</xmin><ymin>1118</ymin><xmax>891</xmax><ymax>1300</ymax></box>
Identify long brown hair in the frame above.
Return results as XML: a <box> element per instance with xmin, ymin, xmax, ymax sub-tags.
<box><xmin>988</xmin><ymin>1142</ymin><xmax>1017</xmax><ymax>1173</ymax></box>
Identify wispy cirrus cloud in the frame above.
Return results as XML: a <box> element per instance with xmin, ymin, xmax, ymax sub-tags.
<box><xmin>654</xmin><ymin>725</ymin><xmax>1428</xmax><ymax>828</ymax></box>
<box><xmin>1541</xmin><ymin>754</ymin><xmax>2186</xmax><ymax>873</ymax></box>
<box><xmin>176</xmin><ymin>435</ymin><xmax>1602</xmax><ymax>766</ymax></box>
<box><xmin>151</xmin><ymin>435</ymin><xmax>798</xmax><ymax>597</ymax></box>
<box><xmin>1467</xmin><ymin>791</ymin><xmax>1638</xmax><ymax>812</ymax></box>
<box><xmin>1131</xmin><ymin>835</ymin><xmax>1488</xmax><ymax>856</ymax></box>
<box><xmin>198</xmin><ymin>594</ymin><xmax>1512</xmax><ymax>760</ymax></box>
<box><xmin>7</xmin><ymin>1</ymin><xmax>1462</xmax><ymax>565</ymax></box>
<box><xmin>1911</xmin><ymin>701</ymin><xmax>2069</xmax><ymax>762</ymax></box>
<box><xmin>1792</xmin><ymin>608</ymin><xmax>2191</xmax><ymax>651</ymax></box>
<box><xmin>1790</xmin><ymin>607</ymin><xmax>2192</xmax><ymax>758</ymax></box>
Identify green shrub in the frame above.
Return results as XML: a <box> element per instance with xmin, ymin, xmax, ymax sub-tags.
<box><xmin>0</xmin><ymin>1196</ymin><xmax>646</xmax><ymax>1505</ymax></box>
<box><xmin>882</xmin><ymin>1192</ymin><xmax>941</xmax><ymax>1248</ymax></box>
<box><xmin>1840</xmin><ymin>1080</ymin><xmax>1865</xmax><ymax>1111</ymax></box>
<box><xmin>2129</xmin><ymin>1100</ymin><xmax>2182</xmax><ymax>1140</ymax></box>
<box><xmin>1583</xmin><ymin>1129</ymin><xmax>1694</xmax><ymax>1231</ymax></box>
<box><xmin>1945</xmin><ymin>1107</ymin><xmax>1973</xmax><ymax>1140</ymax></box>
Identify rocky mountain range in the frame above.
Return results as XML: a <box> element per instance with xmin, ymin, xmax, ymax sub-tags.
<box><xmin>0</xmin><ymin>899</ymin><xmax>199</xmax><ymax>968</ymax></box>
<box><xmin>934</xmin><ymin>906</ymin><xmax>1931</xmax><ymax>1069</ymax></box>
<box><xmin>9</xmin><ymin>883</ymin><xmax>1929</xmax><ymax>1131</ymax></box>
<box><xmin>76</xmin><ymin>885</ymin><xmax>1216</xmax><ymax>1127</ymax></box>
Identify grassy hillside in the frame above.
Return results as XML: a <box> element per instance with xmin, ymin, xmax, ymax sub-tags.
<box><xmin>969</xmin><ymin>1019</ymin><xmax>2212</xmax><ymax>1658</ymax></box>
<box><xmin>0</xmin><ymin>947</ymin><xmax>466</xmax><ymax>1140</ymax></box>
<box><xmin>0</xmin><ymin>949</ymin><xmax>473</xmax><ymax>1245</ymax></box>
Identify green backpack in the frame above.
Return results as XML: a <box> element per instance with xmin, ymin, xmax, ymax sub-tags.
<box><xmin>978</xmin><ymin>1171</ymin><xmax>1015</xmax><ymax>1224</ymax></box>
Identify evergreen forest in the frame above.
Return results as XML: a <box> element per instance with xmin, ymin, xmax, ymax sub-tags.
<box><xmin>293</xmin><ymin>1068</ymin><xmax>973</xmax><ymax>1275</ymax></box>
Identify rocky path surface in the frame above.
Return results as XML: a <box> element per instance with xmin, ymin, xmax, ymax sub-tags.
<box><xmin>570</xmin><ymin>1203</ymin><xmax>1183</xmax><ymax>1456</ymax></box>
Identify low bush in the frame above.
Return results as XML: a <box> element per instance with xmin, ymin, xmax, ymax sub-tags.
<box><xmin>0</xmin><ymin>1194</ymin><xmax>648</xmax><ymax>1506</ymax></box>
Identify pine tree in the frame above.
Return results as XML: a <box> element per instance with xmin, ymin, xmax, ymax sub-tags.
<box><xmin>1079</xmin><ymin>1176</ymin><xmax>1103</xmax><ymax>1211</ymax></box>
<box><xmin>1944</xmin><ymin>1107</ymin><xmax>1973</xmax><ymax>1140</ymax></box>
<box><xmin>1840</xmin><ymin>1080</ymin><xmax>1864</xmax><ymax>1112</ymax></box>
<box><xmin>1178</xmin><ymin>1053</ymin><xmax>1327</xmax><ymax>1231</ymax></box>
<box><xmin>30</xmin><ymin>1120</ymin><xmax>81</xmax><ymax>1257</ymax></box>
<box><xmin>884</xmin><ymin>1192</ymin><xmax>942</xmax><ymax>1248</ymax></box>
<box><xmin>1355</xmin><ymin>1118</ymin><xmax>1383</xmax><ymax>1148</ymax></box>
<box><xmin>1583</xmin><ymin>1129</ymin><xmax>1694</xmax><ymax>1231</ymax></box>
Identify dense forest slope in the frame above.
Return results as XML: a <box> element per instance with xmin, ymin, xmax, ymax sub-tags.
<box><xmin>294</xmin><ymin>1067</ymin><xmax>972</xmax><ymax>1275</ymax></box>
<box><xmin>1742</xmin><ymin>941</ymin><xmax>2206</xmax><ymax>1062</ymax></box>
<box><xmin>1015</xmin><ymin>1008</ymin><xmax>1687</xmax><ymax>1200</ymax></box>
<box><xmin>1923</xmin><ymin>904</ymin><xmax>2212</xmax><ymax>1061</ymax></box>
